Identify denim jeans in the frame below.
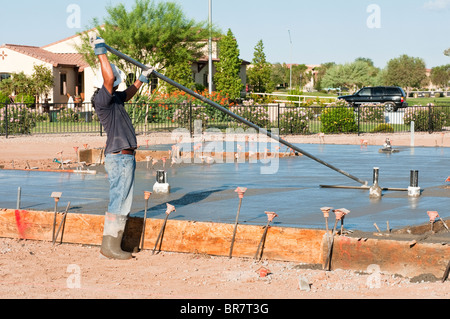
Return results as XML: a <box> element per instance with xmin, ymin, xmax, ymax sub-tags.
<box><xmin>104</xmin><ymin>153</ymin><xmax>136</xmax><ymax>217</ymax></box>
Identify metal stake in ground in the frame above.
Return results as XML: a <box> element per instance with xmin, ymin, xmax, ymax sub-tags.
<box><xmin>442</xmin><ymin>260</ymin><xmax>450</xmax><ymax>283</ymax></box>
<box><xmin>254</xmin><ymin>212</ymin><xmax>278</xmax><ymax>261</ymax></box>
<box><xmin>324</xmin><ymin>208</ymin><xmax>350</xmax><ymax>271</ymax></box>
<box><xmin>320</xmin><ymin>207</ymin><xmax>334</xmax><ymax>255</ymax></box>
<box><xmin>140</xmin><ymin>191</ymin><xmax>152</xmax><ymax>251</ymax></box>
<box><xmin>100</xmin><ymin>41</ymin><xmax>368</xmax><ymax>186</ymax></box>
<box><xmin>427</xmin><ymin>211</ymin><xmax>439</xmax><ymax>233</ymax></box>
<box><xmin>16</xmin><ymin>187</ymin><xmax>21</xmax><ymax>210</ymax></box>
<box><xmin>152</xmin><ymin>203</ymin><xmax>176</xmax><ymax>255</ymax></box>
<box><xmin>336</xmin><ymin>208</ymin><xmax>350</xmax><ymax>235</ymax></box>
<box><xmin>229</xmin><ymin>187</ymin><xmax>247</xmax><ymax>259</ymax></box>
<box><xmin>324</xmin><ymin>218</ymin><xmax>338</xmax><ymax>271</ymax></box>
<box><xmin>320</xmin><ymin>207</ymin><xmax>333</xmax><ymax>234</ymax></box>
<box><xmin>53</xmin><ymin>202</ymin><xmax>70</xmax><ymax>246</ymax></box>
<box><xmin>51</xmin><ymin>192</ymin><xmax>62</xmax><ymax>243</ymax></box>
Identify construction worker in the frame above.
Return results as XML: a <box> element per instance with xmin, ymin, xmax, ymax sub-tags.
<box><xmin>91</xmin><ymin>37</ymin><xmax>152</xmax><ymax>260</ymax></box>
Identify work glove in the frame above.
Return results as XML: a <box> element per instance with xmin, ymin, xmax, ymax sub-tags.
<box><xmin>138</xmin><ymin>66</ymin><xmax>155</xmax><ymax>84</ymax></box>
<box><xmin>92</xmin><ymin>37</ymin><xmax>107</xmax><ymax>56</ymax></box>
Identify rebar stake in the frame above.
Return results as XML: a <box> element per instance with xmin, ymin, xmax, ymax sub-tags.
<box><xmin>140</xmin><ymin>191</ymin><xmax>152</xmax><ymax>251</ymax></box>
<box><xmin>51</xmin><ymin>192</ymin><xmax>62</xmax><ymax>243</ymax></box>
<box><xmin>254</xmin><ymin>212</ymin><xmax>278</xmax><ymax>261</ymax></box>
<box><xmin>152</xmin><ymin>204</ymin><xmax>175</xmax><ymax>255</ymax></box>
<box><xmin>229</xmin><ymin>187</ymin><xmax>247</xmax><ymax>259</ymax></box>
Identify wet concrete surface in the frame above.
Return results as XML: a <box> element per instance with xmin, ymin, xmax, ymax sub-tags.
<box><xmin>1</xmin><ymin>144</ymin><xmax>449</xmax><ymax>232</ymax></box>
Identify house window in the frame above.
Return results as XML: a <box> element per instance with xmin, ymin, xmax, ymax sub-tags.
<box><xmin>150</xmin><ymin>74</ymin><xmax>158</xmax><ymax>94</ymax></box>
<box><xmin>77</xmin><ymin>73</ymin><xmax>84</xmax><ymax>95</ymax></box>
<box><xmin>60</xmin><ymin>73</ymin><xmax>67</xmax><ymax>95</ymax></box>
<box><xmin>0</xmin><ymin>73</ymin><xmax>11</xmax><ymax>81</ymax></box>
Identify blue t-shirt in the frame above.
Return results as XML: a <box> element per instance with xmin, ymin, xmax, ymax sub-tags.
<box><xmin>93</xmin><ymin>86</ymin><xmax>137</xmax><ymax>155</ymax></box>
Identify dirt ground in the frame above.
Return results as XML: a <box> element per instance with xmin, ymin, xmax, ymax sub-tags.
<box><xmin>0</xmin><ymin>132</ymin><xmax>449</xmax><ymax>300</ymax></box>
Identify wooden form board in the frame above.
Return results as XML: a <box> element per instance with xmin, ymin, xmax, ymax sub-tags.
<box><xmin>1</xmin><ymin>209</ymin><xmax>449</xmax><ymax>278</ymax></box>
<box><xmin>0</xmin><ymin>209</ymin><xmax>325</xmax><ymax>265</ymax></box>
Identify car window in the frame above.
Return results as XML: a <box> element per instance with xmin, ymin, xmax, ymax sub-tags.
<box><xmin>373</xmin><ymin>88</ymin><xmax>384</xmax><ymax>96</ymax></box>
<box><xmin>385</xmin><ymin>88</ymin><xmax>401</xmax><ymax>95</ymax></box>
<box><xmin>358</xmin><ymin>88</ymin><xmax>371</xmax><ymax>96</ymax></box>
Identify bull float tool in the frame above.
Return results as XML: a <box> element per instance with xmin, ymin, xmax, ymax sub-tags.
<box><xmin>97</xmin><ymin>39</ymin><xmax>368</xmax><ymax>186</ymax></box>
<box><xmin>254</xmin><ymin>212</ymin><xmax>278</xmax><ymax>261</ymax></box>
<box><xmin>229</xmin><ymin>187</ymin><xmax>247</xmax><ymax>259</ymax></box>
<box><xmin>152</xmin><ymin>203</ymin><xmax>176</xmax><ymax>255</ymax></box>
<box><xmin>140</xmin><ymin>191</ymin><xmax>152</xmax><ymax>251</ymax></box>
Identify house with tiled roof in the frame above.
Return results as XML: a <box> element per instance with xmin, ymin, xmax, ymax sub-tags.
<box><xmin>0</xmin><ymin>30</ymin><xmax>248</xmax><ymax>107</ymax></box>
<box><xmin>0</xmin><ymin>29</ymin><xmax>99</xmax><ymax>107</ymax></box>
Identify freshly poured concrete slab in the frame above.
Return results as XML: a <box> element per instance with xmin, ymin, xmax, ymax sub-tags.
<box><xmin>1</xmin><ymin>144</ymin><xmax>448</xmax><ymax>232</ymax></box>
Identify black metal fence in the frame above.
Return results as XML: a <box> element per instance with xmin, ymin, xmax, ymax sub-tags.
<box><xmin>1</xmin><ymin>102</ymin><xmax>449</xmax><ymax>137</ymax></box>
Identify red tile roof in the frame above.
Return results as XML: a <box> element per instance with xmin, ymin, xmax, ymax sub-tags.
<box><xmin>1</xmin><ymin>44</ymin><xmax>90</xmax><ymax>71</ymax></box>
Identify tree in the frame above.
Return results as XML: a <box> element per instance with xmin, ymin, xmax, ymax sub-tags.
<box><xmin>247</xmin><ymin>40</ymin><xmax>271</xmax><ymax>93</ymax></box>
<box><xmin>31</xmin><ymin>65</ymin><xmax>54</xmax><ymax>103</ymax></box>
<box><xmin>0</xmin><ymin>77</ymin><xmax>14</xmax><ymax>100</ymax></box>
<box><xmin>384</xmin><ymin>55</ymin><xmax>426</xmax><ymax>92</ymax></box>
<box><xmin>321</xmin><ymin>60</ymin><xmax>373</xmax><ymax>91</ymax></box>
<box><xmin>77</xmin><ymin>0</ymin><xmax>218</xmax><ymax>97</ymax></box>
<box><xmin>214</xmin><ymin>29</ymin><xmax>243</xmax><ymax>100</ymax></box>
<box><xmin>11</xmin><ymin>72</ymin><xmax>31</xmax><ymax>97</ymax></box>
<box><xmin>430</xmin><ymin>65</ymin><xmax>450</xmax><ymax>89</ymax></box>
<box><xmin>290</xmin><ymin>64</ymin><xmax>308</xmax><ymax>90</ymax></box>
<box><xmin>270</xmin><ymin>63</ymin><xmax>289</xmax><ymax>89</ymax></box>
<box><xmin>444</xmin><ymin>48</ymin><xmax>450</xmax><ymax>57</ymax></box>
<box><xmin>314</xmin><ymin>62</ymin><xmax>335</xmax><ymax>91</ymax></box>
<box><xmin>165</xmin><ymin>51</ymin><xmax>195</xmax><ymax>93</ymax></box>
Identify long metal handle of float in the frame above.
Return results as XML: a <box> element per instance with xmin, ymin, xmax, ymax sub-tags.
<box><xmin>105</xmin><ymin>45</ymin><xmax>368</xmax><ymax>186</ymax></box>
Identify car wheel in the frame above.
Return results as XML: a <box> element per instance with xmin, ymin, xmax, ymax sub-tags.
<box><xmin>384</xmin><ymin>102</ymin><xmax>395</xmax><ymax>112</ymax></box>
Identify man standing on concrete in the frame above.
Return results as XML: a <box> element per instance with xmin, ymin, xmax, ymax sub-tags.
<box><xmin>91</xmin><ymin>38</ymin><xmax>152</xmax><ymax>260</ymax></box>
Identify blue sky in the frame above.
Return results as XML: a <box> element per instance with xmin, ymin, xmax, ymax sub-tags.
<box><xmin>1</xmin><ymin>0</ymin><xmax>449</xmax><ymax>68</ymax></box>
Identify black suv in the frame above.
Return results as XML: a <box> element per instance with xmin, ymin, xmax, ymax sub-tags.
<box><xmin>338</xmin><ymin>86</ymin><xmax>408</xmax><ymax>112</ymax></box>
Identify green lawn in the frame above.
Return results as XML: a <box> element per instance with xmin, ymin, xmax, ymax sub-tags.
<box><xmin>407</xmin><ymin>97</ymin><xmax>450</xmax><ymax>106</ymax></box>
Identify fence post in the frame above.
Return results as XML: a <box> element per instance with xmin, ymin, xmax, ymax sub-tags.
<box><xmin>189</xmin><ymin>102</ymin><xmax>193</xmax><ymax>138</ymax></box>
<box><xmin>5</xmin><ymin>102</ymin><xmax>8</xmax><ymax>139</ymax></box>
<box><xmin>428</xmin><ymin>104</ymin><xmax>433</xmax><ymax>134</ymax></box>
<box><xmin>357</xmin><ymin>106</ymin><xmax>361</xmax><ymax>136</ymax></box>
<box><xmin>144</xmin><ymin>103</ymin><xmax>149</xmax><ymax>135</ymax></box>
<box><xmin>277</xmin><ymin>104</ymin><xmax>280</xmax><ymax>130</ymax></box>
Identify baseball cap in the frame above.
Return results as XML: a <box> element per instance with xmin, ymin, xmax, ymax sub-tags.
<box><xmin>94</xmin><ymin>64</ymin><xmax>125</xmax><ymax>89</ymax></box>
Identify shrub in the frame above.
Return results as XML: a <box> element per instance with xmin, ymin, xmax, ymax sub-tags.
<box><xmin>319</xmin><ymin>106</ymin><xmax>358</xmax><ymax>133</ymax></box>
<box><xmin>140</xmin><ymin>89</ymin><xmax>231</xmax><ymax>125</ymax></box>
<box><xmin>372</xmin><ymin>123</ymin><xmax>394</xmax><ymax>133</ymax></box>
<box><xmin>403</xmin><ymin>106</ymin><xmax>447</xmax><ymax>132</ymax></box>
<box><xmin>0</xmin><ymin>104</ymin><xmax>36</xmax><ymax>134</ymax></box>
<box><xmin>14</xmin><ymin>94</ymin><xmax>35</xmax><ymax>105</ymax></box>
<box><xmin>172</xmin><ymin>103</ymin><xmax>210</xmax><ymax>129</ymax></box>
<box><xmin>0</xmin><ymin>91</ymin><xmax>9</xmax><ymax>103</ymax></box>
<box><xmin>278</xmin><ymin>108</ymin><xmax>312</xmax><ymax>134</ymax></box>
<box><xmin>358</xmin><ymin>105</ymin><xmax>385</xmax><ymax>123</ymax></box>
<box><xmin>229</xmin><ymin>105</ymin><xmax>270</xmax><ymax>128</ymax></box>
<box><xmin>57</xmin><ymin>108</ymin><xmax>79</xmax><ymax>123</ymax></box>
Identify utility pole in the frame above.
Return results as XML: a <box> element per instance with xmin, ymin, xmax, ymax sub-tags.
<box><xmin>208</xmin><ymin>0</ymin><xmax>213</xmax><ymax>94</ymax></box>
<box><xmin>288</xmin><ymin>29</ymin><xmax>293</xmax><ymax>92</ymax></box>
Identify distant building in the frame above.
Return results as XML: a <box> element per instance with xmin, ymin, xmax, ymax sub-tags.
<box><xmin>285</xmin><ymin>63</ymin><xmax>321</xmax><ymax>91</ymax></box>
